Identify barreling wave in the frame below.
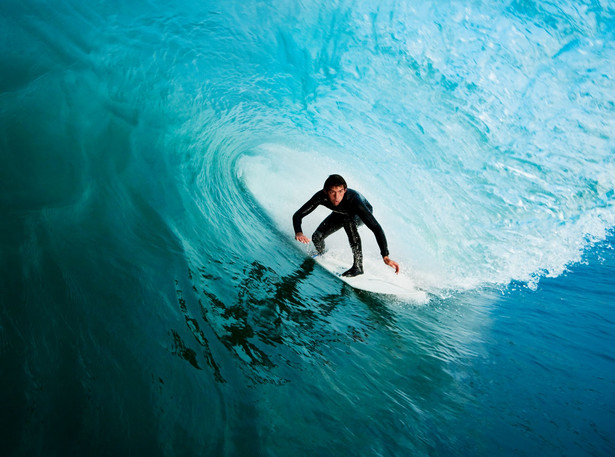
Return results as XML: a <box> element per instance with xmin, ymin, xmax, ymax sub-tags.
<box><xmin>3</xmin><ymin>0</ymin><xmax>613</xmax><ymax>299</ymax></box>
<box><xmin>2</xmin><ymin>1</ymin><xmax>615</xmax><ymax>455</ymax></box>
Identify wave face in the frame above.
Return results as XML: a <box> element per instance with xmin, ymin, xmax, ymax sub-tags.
<box><xmin>1</xmin><ymin>0</ymin><xmax>614</xmax><ymax>456</ymax></box>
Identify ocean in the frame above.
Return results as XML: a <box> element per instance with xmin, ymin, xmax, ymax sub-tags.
<box><xmin>1</xmin><ymin>0</ymin><xmax>614</xmax><ymax>456</ymax></box>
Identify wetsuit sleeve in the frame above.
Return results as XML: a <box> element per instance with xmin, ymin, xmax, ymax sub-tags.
<box><xmin>355</xmin><ymin>201</ymin><xmax>390</xmax><ymax>257</ymax></box>
<box><xmin>293</xmin><ymin>192</ymin><xmax>323</xmax><ymax>234</ymax></box>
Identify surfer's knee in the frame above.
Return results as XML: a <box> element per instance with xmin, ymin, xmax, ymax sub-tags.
<box><xmin>312</xmin><ymin>231</ymin><xmax>325</xmax><ymax>253</ymax></box>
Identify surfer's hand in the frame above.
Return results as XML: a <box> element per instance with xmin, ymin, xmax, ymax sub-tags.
<box><xmin>295</xmin><ymin>233</ymin><xmax>310</xmax><ymax>244</ymax></box>
<box><xmin>383</xmin><ymin>256</ymin><xmax>400</xmax><ymax>274</ymax></box>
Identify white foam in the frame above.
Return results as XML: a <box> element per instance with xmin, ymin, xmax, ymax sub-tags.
<box><xmin>240</xmin><ymin>141</ymin><xmax>615</xmax><ymax>295</ymax></box>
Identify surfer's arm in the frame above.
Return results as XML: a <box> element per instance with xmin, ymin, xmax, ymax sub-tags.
<box><xmin>295</xmin><ymin>232</ymin><xmax>310</xmax><ymax>244</ymax></box>
<box><xmin>355</xmin><ymin>203</ymin><xmax>390</xmax><ymax>257</ymax></box>
<box><xmin>354</xmin><ymin>200</ymin><xmax>400</xmax><ymax>273</ymax></box>
<box><xmin>292</xmin><ymin>192</ymin><xmax>323</xmax><ymax>235</ymax></box>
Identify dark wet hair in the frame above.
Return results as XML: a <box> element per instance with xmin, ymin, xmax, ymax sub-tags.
<box><xmin>323</xmin><ymin>174</ymin><xmax>347</xmax><ymax>191</ymax></box>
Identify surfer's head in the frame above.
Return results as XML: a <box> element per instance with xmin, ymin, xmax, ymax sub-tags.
<box><xmin>324</xmin><ymin>174</ymin><xmax>347</xmax><ymax>206</ymax></box>
<box><xmin>323</xmin><ymin>174</ymin><xmax>347</xmax><ymax>191</ymax></box>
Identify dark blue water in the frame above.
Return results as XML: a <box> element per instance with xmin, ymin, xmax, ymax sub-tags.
<box><xmin>1</xmin><ymin>0</ymin><xmax>614</xmax><ymax>456</ymax></box>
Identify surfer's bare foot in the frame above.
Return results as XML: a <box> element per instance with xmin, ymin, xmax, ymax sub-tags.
<box><xmin>342</xmin><ymin>266</ymin><xmax>363</xmax><ymax>277</ymax></box>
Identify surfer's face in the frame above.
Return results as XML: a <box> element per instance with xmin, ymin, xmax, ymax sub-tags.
<box><xmin>327</xmin><ymin>185</ymin><xmax>346</xmax><ymax>206</ymax></box>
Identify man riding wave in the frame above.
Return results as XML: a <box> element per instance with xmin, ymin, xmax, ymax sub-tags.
<box><xmin>293</xmin><ymin>174</ymin><xmax>400</xmax><ymax>277</ymax></box>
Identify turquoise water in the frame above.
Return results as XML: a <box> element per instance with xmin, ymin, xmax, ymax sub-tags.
<box><xmin>1</xmin><ymin>0</ymin><xmax>614</xmax><ymax>455</ymax></box>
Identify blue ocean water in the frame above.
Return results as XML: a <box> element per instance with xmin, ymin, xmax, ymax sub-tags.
<box><xmin>1</xmin><ymin>0</ymin><xmax>614</xmax><ymax>455</ymax></box>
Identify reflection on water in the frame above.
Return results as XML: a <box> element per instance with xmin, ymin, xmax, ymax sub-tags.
<box><xmin>173</xmin><ymin>278</ymin><xmax>226</xmax><ymax>383</ymax></box>
<box><xmin>171</xmin><ymin>257</ymin><xmax>405</xmax><ymax>385</ymax></box>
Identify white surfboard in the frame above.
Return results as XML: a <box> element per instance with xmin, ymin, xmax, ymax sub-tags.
<box><xmin>313</xmin><ymin>252</ymin><xmax>428</xmax><ymax>302</ymax></box>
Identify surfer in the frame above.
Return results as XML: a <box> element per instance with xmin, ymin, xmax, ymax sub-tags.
<box><xmin>293</xmin><ymin>174</ymin><xmax>400</xmax><ymax>277</ymax></box>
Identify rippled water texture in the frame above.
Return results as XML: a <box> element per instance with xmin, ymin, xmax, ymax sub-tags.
<box><xmin>1</xmin><ymin>0</ymin><xmax>614</xmax><ymax>456</ymax></box>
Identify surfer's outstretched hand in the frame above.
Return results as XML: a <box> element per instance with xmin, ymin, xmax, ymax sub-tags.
<box><xmin>295</xmin><ymin>232</ymin><xmax>311</xmax><ymax>244</ymax></box>
<box><xmin>383</xmin><ymin>256</ymin><xmax>400</xmax><ymax>274</ymax></box>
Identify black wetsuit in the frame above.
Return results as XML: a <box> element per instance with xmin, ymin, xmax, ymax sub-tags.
<box><xmin>292</xmin><ymin>189</ymin><xmax>389</xmax><ymax>274</ymax></box>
